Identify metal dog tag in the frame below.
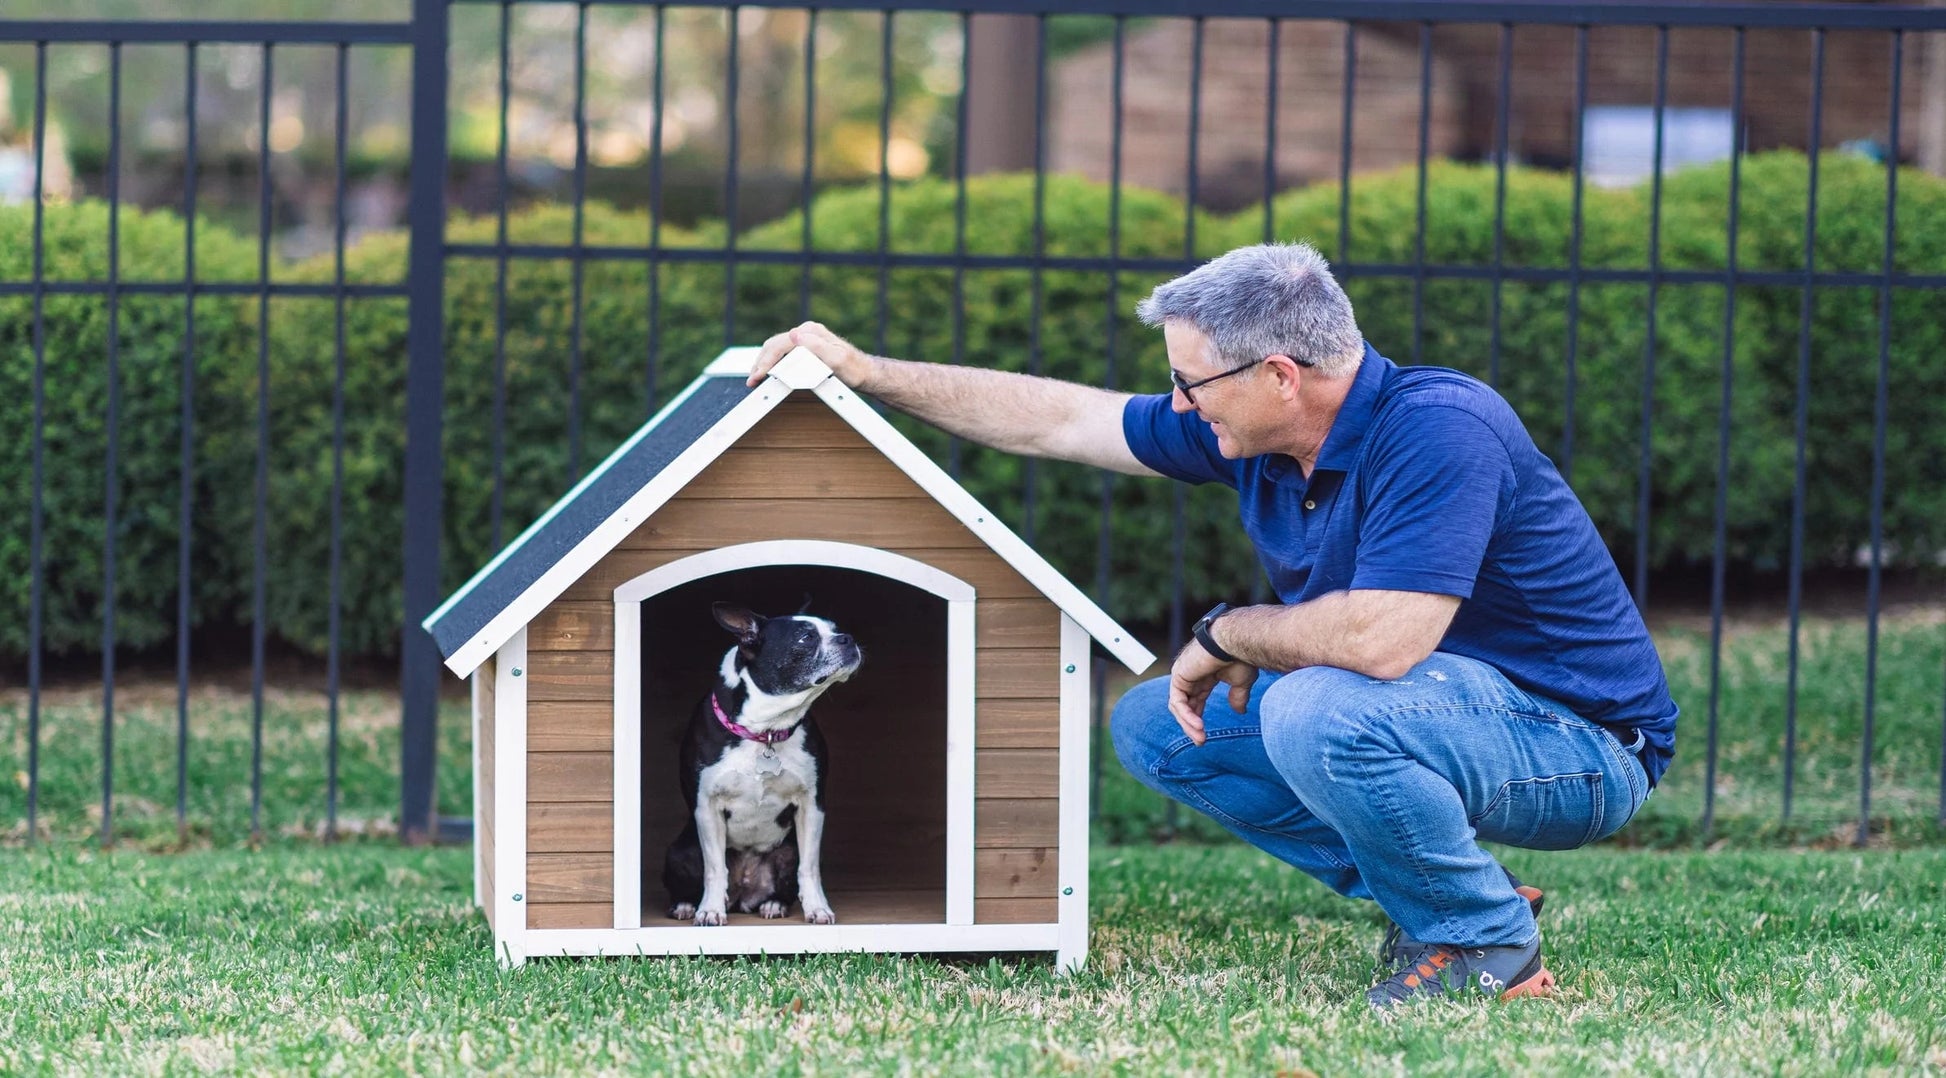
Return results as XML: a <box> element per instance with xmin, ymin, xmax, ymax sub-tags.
<box><xmin>755</xmin><ymin>748</ymin><xmax>784</xmax><ymax>776</ymax></box>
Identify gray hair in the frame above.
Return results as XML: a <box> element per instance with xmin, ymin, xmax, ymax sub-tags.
<box><xmin>1135</xmin><ymin>242</ymin><xmax>1365</xmax><ymax>378</ymax></box>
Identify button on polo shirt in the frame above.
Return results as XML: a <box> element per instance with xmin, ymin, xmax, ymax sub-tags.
<box><xmin>1121</xmin><ymin>341</ymin><xmax>1678</xmax><ymax>784</ymax></box>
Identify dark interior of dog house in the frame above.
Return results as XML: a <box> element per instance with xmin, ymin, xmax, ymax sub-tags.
<box><xmin>638</xmin><ymin>564</ymin><xmax>948</xmax><ymax>925</ymax></box>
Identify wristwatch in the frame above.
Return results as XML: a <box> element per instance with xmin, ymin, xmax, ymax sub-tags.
<box><xmin>1191</xmin><ymin>603</ymin><xmax>1239</xmax><ymax>664</ymax></box>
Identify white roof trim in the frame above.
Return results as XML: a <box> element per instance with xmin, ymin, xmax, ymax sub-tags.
<box><xmin>437</xmin><ymin>346</ymin><xmax>1156</xmax><ymax>678</ymax></box>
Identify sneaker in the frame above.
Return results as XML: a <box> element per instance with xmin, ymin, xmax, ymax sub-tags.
<box><xmin>1366</xmin><ymin>934</ymin><xmax>1558</xmax><ymax>1010</ymax></box>
<box><xmin>1376</xmin><ymin>867</ymin><xmax>1545</xmax><ymax>968</ymax></box>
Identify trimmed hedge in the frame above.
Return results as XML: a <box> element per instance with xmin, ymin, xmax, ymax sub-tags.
<box><xmin>5</xmin><ymin>152</ymin><xmax>1943</xmax><ymax>662</ymax></box>
<box><xmin>0</xmin><ymin>203</ymin><xmax>260</xmax><ymax>660</ymax></box>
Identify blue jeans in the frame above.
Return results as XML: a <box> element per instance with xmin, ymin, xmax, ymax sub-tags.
<box><xmin>1111</xmin><ymin>651</ymin><xmax>1650</xmax><ymax>948</ymax></box>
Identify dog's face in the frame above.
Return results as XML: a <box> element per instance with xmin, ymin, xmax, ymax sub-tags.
<box><xmin>713</xmin><ymin>602</ymin><xmax>863</xmax><ymax>698</ymax></box>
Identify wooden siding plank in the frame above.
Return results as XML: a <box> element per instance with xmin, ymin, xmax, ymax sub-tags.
<box><xmin>974</xmin><ymin>698</ymin><xmax>1060</xmax><ymax>749</ymax></box>
<box><xmin>976</xmin><ymin>749</ymin><xmax>1059</xmax><ymax>799</ymax></box>
<box><xmin>529</xmin><ymin>602</ymin><xmax>613</xmax><ymax>652</ymax></box>
<box><xmin>526</xmin><ymin>650</ymin><xmax>614</xmax><ymax>702</ymax></box>
<box><xmin>563</xmin><ymin>546</ymin><xmax>1039</xmax><ymax>603</ymax></box>
<box><xmin>559</xmin><ymin>548</ymin><xmax>703</xmax><ymax>601</ymax></box>
<box><xmin>527</xmin><ymin>902</ymin><xmax>612</xmax><ymax>930</ymax></box>
<box><xmin>975</xmin><ymin>897</ymin><xmax>1058</xmax><ymax>924</ymax></box>
<box><xmin>977</xmin><ymin>647</ymin><xmax>1061</xmax><ymax>699</ymax></box>
<box><xmin>974</xmin><ymin>848</ymin><xmax>1057</xmax><ymax>899</ymax></box>
<box><xmin>529</xmin><ymin>752</ymin><xmax>614</xmax><ymax>803</ymax></box>
<box><xmin>975</xmin><ymin>798</ymin><xmax>1059</xmax><ymax>848</ymax></box>
<box><xmin>671</xmin><ymin>448</ymin><xmax>929</xmax><ymax>500</ymax></box>
<box><xmin>734</xmin><ymin>402</ymin><xmax>872</xmax><ymax>448</ymax></box>
<box><xmin>529</xmin><ymin>801</ymin><xmax>613</xmax><ymax>853</ymax></box>
<box><xmin>620</xmin><ymin>499</ymin><xmax>986</xmax><ymax>551</ymax></box>
<box><xmin>975</xmin><ymin>599</ymin><xmax>1061</xmax><ymax>649</ymax></box>
<box><xmin>526</xmin><ymin>853</ymin><xmax>614</xmax><ymax>904</ymax></box>
<box><xmin>528</xmin><ymin>701</ymin><xmax>614</xmax><ymax>753</ymax></box>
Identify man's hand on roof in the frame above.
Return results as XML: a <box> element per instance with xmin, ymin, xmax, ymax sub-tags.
<box><xmin>751</xmin><ymin>322</ymin><xmax>874</xmax><ymax>389</ymax></box>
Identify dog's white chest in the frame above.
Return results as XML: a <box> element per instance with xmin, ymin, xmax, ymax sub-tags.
<box><xmin>700</xmin><ymin>738</ymin><xmax>816</xmax><ymax>851</ymax></box>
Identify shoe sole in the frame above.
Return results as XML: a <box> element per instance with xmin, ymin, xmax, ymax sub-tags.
<box><xmin>1500</xmin><ymin>965</ymin><xmax>1559</xmax><ymax>1001</ymax></box>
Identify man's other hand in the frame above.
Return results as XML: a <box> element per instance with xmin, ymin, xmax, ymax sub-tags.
<box><xmin>751</xmin><ymin>321</ymin><xmax>872</xmax><ymax>388</ymax></box>
<box><xmin>1167</xmin><ymin>641</ymin><xmax>1259</xmax><ymax>746</ymax></box>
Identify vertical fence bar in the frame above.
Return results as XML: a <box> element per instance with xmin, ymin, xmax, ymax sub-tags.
<box><xmin>1784</xmin><ymin>28</ymin><xmax>1825</xmax><ymax>821</ymax></box>
<box><xmin>1704</xmin><ymin>27</ymin><xmax>1746</xmax><ymax>839</ymax></box>
<box><xmin>401</xmin><ymin>0</ymin><xmax>453</xmax><ymax>843</ymax></box>
<box><xmin>1023</xmin><ymin>12</ymin><xmax>1050</xmax><ymax>546</ymax></box>
<box><xmin>1166</xmin><ymin>484</ymin><xmax>1186</xmax><ymax>836</ymax></box>
<box><xmin>1634</xmin><ymin>25</ymin><xmax>1670</xmax><ymax>614</ymax></box>
<box><xmin>1185</xmin><ymin>14</ymin><xmax>1203</xmax><ymax>263</ymax></box>
<box><xmin>327</xmin><ymin>41</ymin><xmax>352</xmax><ymax>840</ymax></box>
<box><xmin>100</xmin><ymin>42</ymin><xmax>124</xmax><ymax>846</ymax></box>
<box><xmin>948</xmin><ymin>10</ymin><xmax>970</xmax><ymax>480</ymax></box>
<box><xmin>646</xmin><ymin>4</ymin><xmax>666</xmax><ymax>411</ymax></box>
<box><xmin>799</xmin><ymin>8</ymin><xmax>817</xmax><ymax>321</ymax></box>
<box><xmin>1337</xmin><ymin>22</ymin><xmax>1355</xmax><ymax>266</ymax></box>
<box><xmin>1860</xmin><ymin>30</ymin><xmax>1902</xmax><ymax>847</ymax></box>
<box><xmin>1410</xmin><ymin>21</ymin><xmax>1430</xmax><ymax>364</ymax></box>
<box><xmin>1252</xmin><ymin>15</ymin><xmax>1277</xmax><ymax>609</ymax></box>
<box><xmin>723</xmin><ymin>4</ymin><xmax>741</xmax><ymax>350</ymax></box>
<box><xmin>1164</xmin><ymin>14</ymin><xmax>1204</xmax><ymax>835</ymax></box>
<box><xmin>1487</xmin><ymin>21</ymin><xmax>1511</xmax><ymax>388</ymax></box>
<box><xmin>1562</xmin><ymin>23</ymin><xmax>1589</xmax><ymax>484</ymax></box>
<box><xmin>491</xmin><ymin>0</ymin><xmax>511</xmax><ymax>550</ymax></box>
<box><xmin>250</xmin><ymin>42</ymin><xmax>274</xmax><ymax>842</ymax></box>
<box><xmin>569</xmin><ymin>1</ymin><xmax>590</xmax><ymax>476</ymax></box>
<box><xmin>876</xmin><ymin>9</ymin><xmax>894</xmax><ymax>357</ymax></box>
<box><xmin>27</xmin><ymin>41</ymin><xmax>48</xmax><ymax>844</ymax></box>
<box><xmin>176</xmin><ymin>42</ymin><xmax>199</xmax><ymax>842</ymax></box>
<box><xmin>1262</xmin><ymin>18</ymin><xmax>1279</xmax><ymax>244</ymax></box>
<box><xmin>1093</xmin><ymin>13</ymin><xmax>1128</xmax><ymax>819</ymax></box>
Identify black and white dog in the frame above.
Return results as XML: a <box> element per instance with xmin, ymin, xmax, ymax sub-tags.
<box><xmin>662</xmin><ymin>602</ymin><xmax>862</xmax><ymax>926</ymax></box>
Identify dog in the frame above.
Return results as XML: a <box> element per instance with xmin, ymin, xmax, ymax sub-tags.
<box><xmin>662</xmin><ymin>601</ymin><xmax>862</xmax><ymax>926</ymax></box>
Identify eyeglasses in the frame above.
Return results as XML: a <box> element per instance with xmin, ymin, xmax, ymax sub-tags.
<box><xmin>1171</xmin><ymin>353</ymin><xmax>1321</xmax><ymax>405</ymax></box>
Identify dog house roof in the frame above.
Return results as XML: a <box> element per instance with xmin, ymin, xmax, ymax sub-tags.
<box><xmin>424</xmin><ymin>347</ymin><xmax>1158</xmax><ymax>679</ymax></box>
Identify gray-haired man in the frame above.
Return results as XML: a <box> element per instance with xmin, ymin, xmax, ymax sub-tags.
<box><xmin>751</xmin><ymin>242</ymin><xmax>1674</xmax><ymax>1008</ymax></box>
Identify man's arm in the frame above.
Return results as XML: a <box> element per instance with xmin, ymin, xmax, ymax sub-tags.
<box><xmin>1166</xmin><ymin>589</ymin><xmax>1460</xmax><ymax>744</ymax></box>
<box><xmin>1213</xmin><ymin>589</ymin><xmax>1460</xmax><ymax>680</ymax></box>
<box><xmin>750</xmin><ymin>322</ymin><xmax>1160</xmax><ymax>477</ymax></box>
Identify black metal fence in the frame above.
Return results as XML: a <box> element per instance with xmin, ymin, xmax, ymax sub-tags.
<box><xmin>3</xmin><ymin>1</ymin><xmax>1944</xmax><ymax>848</ymax></box>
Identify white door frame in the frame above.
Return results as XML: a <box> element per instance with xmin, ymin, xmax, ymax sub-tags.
<box><xmin>610</xmin><ymin>540</ymin><xmax>977</xmax><ymax>930</ymax></box>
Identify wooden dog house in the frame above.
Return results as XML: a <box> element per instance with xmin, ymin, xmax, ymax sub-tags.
<box><xmin>424</xmin><ymin>346</ymin><xmax>1155</xmax><ymax>968</ymax></box>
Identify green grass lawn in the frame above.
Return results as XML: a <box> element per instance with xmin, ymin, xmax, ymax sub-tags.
<box><xmin>1</xmin><ymin>614</ymin><xmax>1944</xmax><ymax>1072</ymax></box>
<box><xmin>2</xmin><ymin>840</ymin><xmax>1942</xmax><ymax>1075</ymax></box>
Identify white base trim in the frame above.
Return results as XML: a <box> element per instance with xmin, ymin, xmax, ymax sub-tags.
<box><xmin>523</xmin><ymin>922</ymin><xmax>1058</xmax><ymax>958</ymax></box>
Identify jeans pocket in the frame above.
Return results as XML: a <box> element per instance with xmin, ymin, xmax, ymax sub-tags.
<box><xmin>1472</xmin><ymin>772</ymin><xmax>1604</xmax><ymax>850</ymax></box>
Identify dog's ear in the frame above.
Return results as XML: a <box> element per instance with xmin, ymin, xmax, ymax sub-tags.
<box><xmin>796</xmin><ymin>592</ymin><xmax>814</xmax><ymax>615</ymax></box>
<box><xmin>711</xmin><ymin>602</ymin><xmax>764</xmax><ymax>641</ymax></box>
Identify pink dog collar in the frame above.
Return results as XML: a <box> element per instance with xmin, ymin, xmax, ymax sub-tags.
<box><xmin>712</xmin><ymin>691</ymin><xmax>796</xmax><ymax>744</ymax></box>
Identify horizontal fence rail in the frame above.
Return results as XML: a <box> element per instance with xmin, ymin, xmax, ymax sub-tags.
<box><xmin>2</xmin><ymin>1</ymin><xmax>1943</xmax><ymax>850</ymax></box>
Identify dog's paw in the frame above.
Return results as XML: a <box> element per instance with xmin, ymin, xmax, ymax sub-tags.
<box><xmin>757</xmin><ymin>900</ymin><xmax>788</xmax><ymax>919</ymax></box>
<box><xmin>669</xmin><ymin>903</ymin><xmax>697</xmax><ymax>921</ymax></box>
<box><xmin>805</xmin><ymin>906</ymin><xmax>836</xmax><ymax>925</ymax></box>
<box><xmin>694</xmin><ymin>907</ymin><xmax>727</xmax><ymax>927</ymax></box>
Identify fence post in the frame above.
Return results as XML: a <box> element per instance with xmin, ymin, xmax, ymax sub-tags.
<box><xmin>401</xmin><ymin>0</ymin><xmax>450</xmax><ymax>844</ymax></box>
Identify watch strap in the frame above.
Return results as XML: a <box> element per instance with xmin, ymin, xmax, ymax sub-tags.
<box><xmin>1193</xmin><ymin>603</ymin><xmax>1239</xmax><ymax>664</ymax></box>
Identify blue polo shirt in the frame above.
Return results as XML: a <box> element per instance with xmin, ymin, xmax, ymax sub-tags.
<box><xmin>1122</xmin><ymin>342</ymin><xmax>1677</xmax><ymax>784</ymax></box>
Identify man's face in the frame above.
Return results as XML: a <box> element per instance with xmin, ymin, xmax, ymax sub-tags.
<box><xmin>1165</xmin><ymin>321</ymin><xmax>1265</xmax><ymax>459</ymax></box>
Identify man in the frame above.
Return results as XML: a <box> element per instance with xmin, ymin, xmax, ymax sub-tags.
<box><xmin>749</xmin><ymin>242</ymin><xmax>1674</xmax><ymax>1009</ymax></box>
